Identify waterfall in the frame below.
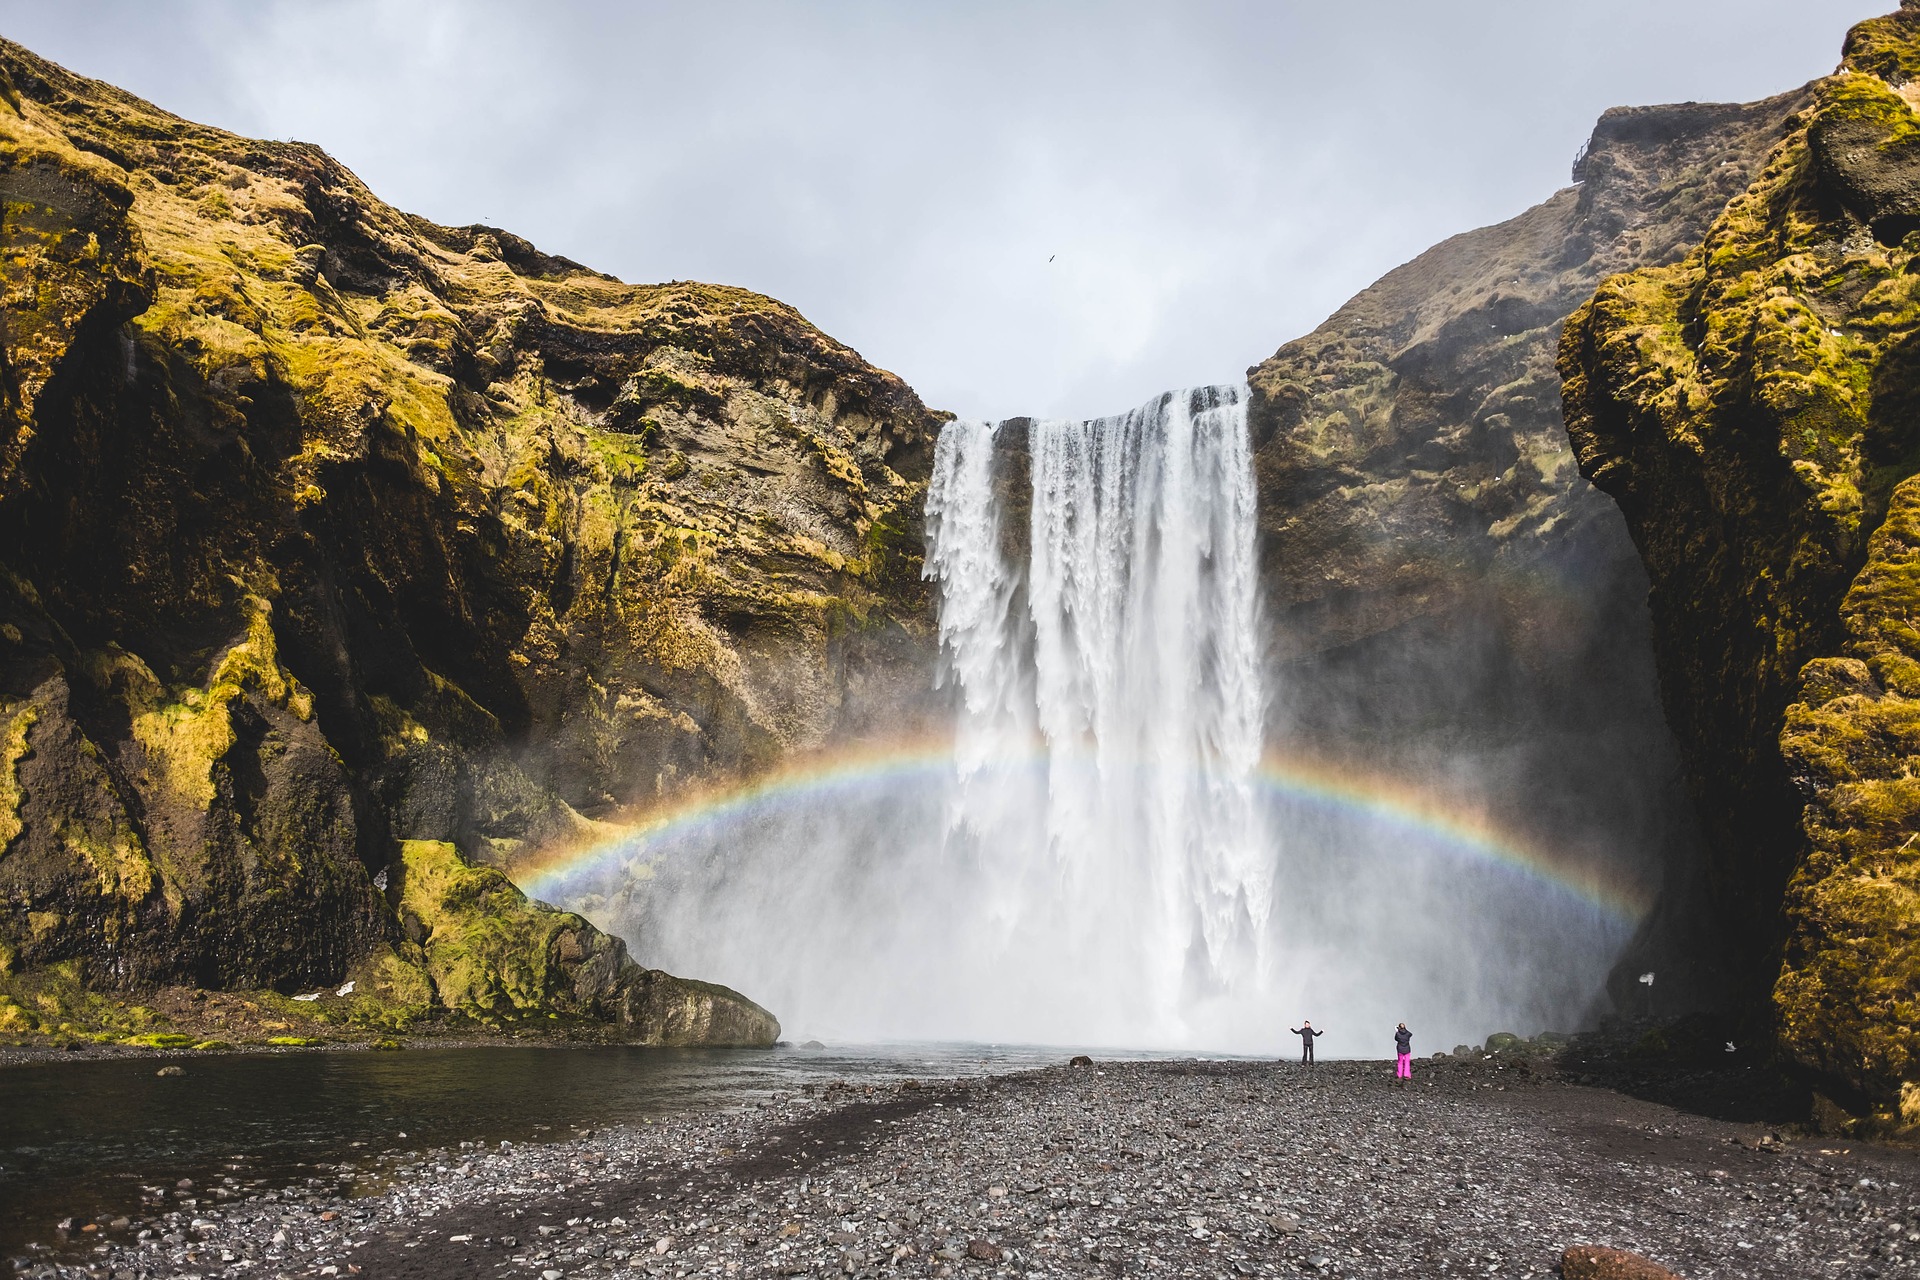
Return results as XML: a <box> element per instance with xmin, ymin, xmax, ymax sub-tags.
<box><xmin>568</xmin><ymin>382</ymin><xmax>1636</xmax><ymax>1052</ymax></box>
<box><xmin>923</xmin><ymin>385</ymin><xmax>1270</xmax><ymax>1041</ymax></box>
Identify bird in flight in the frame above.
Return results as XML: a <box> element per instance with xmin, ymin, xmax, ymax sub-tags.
<box><xmin>1048</xmin><ymin>254</ymin><xmax>1055</xmax><ymax>262</ymax></box>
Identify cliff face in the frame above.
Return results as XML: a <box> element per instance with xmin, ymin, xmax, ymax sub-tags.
<box><xmin>1562</xmin><ymin>3</ymin><xmax>1920</xmax><ymax>1119</ymax></box>
<box><xmin>1250</xmin><ymin>93</ymin><xmax>1806</xmax><ymax>652</ymax></box>
<box><xmin>0</xmin><ymin>38</ymin><xmax>940</xmax><ymax>1044</ymax></box>
<box><xmin>1247</xmin><ymin>89</ymin><xmax>1808</xmax><ymax>1012</ymax></box>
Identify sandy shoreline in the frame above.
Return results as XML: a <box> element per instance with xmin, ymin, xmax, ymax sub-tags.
<box><xmin>10</xmin><ymin>1054</ymin><xmax>1917</xmax><ymax>1280</ymax></box>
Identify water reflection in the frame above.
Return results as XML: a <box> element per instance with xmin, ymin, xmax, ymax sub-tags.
<box><xmin>0</xmin><ymin>1042</ymin><xmax>1120</xmax><ymax>1262</ymax></box>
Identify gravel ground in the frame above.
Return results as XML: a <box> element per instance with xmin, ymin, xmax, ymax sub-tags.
<box><xmin>12</xmin><ymin>1056</ymin><xmax>1918</xmax><ymax>1280</ymax></box>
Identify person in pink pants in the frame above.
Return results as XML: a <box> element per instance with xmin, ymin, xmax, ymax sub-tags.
<box><xmin>1394</xmin><ymin>1023</ymin><xmax>1413</xmax><ymax>1084</ymax></box>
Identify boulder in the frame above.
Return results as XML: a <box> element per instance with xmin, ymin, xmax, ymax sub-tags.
<box><xmin>1559</xmin><ymin>1245</ymin><xmax>1683</xmax><ymax>1280</ymax></box>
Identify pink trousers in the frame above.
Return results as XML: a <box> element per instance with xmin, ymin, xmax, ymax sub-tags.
<box><xmin>1395</xmin><ymin>1052</ymin><xmax>1411</xmax><ymax>1079</ymax></box>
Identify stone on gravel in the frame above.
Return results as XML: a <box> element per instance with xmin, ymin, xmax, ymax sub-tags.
<box><xmin>45</xmin><ymin>1057</ymin><xmax>1920</xmax><ymax>1280</ymax></box>
<box><xmin>1561</xmin><ymin>1243</ymin><xmax>1685</xmax><ymax>1279</ymax></box>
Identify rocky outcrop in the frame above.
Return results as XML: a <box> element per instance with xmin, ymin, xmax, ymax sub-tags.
<box><xmin>1248</xmin><ymin>84</ymin><xmax>1808</xmax><ymax>1012</ymax></box>
<box><xmin>1561</xmin><ymin>2</ymin><xmax>1920</xmax><ymax>1121</ymax></box>
<box><xmin>0</xmin><ymin>38</ymin><xmax>941</xmax><ymax>1042</ymax></box>
<box><xmin>362</xmin><ymin>839</ymin><xmax>778</xmax><ymax>1044</ymax></box>
<box><xmin>1250</xmin><ymin>92</ymin><xmax>1806</xmax><ymax>653</ymax></box>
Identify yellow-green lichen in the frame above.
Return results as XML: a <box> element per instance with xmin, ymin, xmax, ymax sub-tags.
<box><xmin>0</xmin><ymin>31</ymin><xmax>930</xmax><ymax>1038</ymax></box>
<box><xmin>1562</xmin><ymin>12</ymin><xmax>1920</xmax><ymax>1113</ymax></box>
<box><xmin>0</xmin><ymin>700</ymin><xmax>36</xmax><ymax>855</ymax></box>
<box><xmin>397</xmin><ymin>838</ymin><xmax>591</xmax><ymax>1019</ymax></box>
<box><xmin>128</xmin><ymin>596</ymin><xmax>311</xmax><ymax>810</ymax></box>
<box><xmin>341</xmin><ymin>940</ymin><xmax>434</xmax><ymax>1029</ymax></box>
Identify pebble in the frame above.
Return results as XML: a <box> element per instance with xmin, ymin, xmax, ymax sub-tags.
<box><xmin>12</xmin><ymin>1058</ymin><xmax>1919</xmax><ymax>1280</ymax></box>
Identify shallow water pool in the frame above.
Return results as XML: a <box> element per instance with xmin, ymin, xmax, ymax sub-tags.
<box><xmin>0</xmin><ymin>1041</ymin><xmax>1088</xmax><ymax>1263</ymax></box>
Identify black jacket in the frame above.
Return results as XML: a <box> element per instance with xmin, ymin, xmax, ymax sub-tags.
<box><xmin>1394</xmin><ymin>1028</ymin><xmax>1412</xmax><ymax>1054</ymax></box>
<box><xmin>1291</xmin><ymin>1027</ymin><xmax>1322</xmax><ymax>1042</ymax></box>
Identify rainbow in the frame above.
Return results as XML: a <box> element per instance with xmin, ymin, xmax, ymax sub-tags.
<box><xmin>511</xmin><ymin>739</ymin><xmax>1652</xmax><ymax>924</ymax></box>
<box><xmin>512</xmin><ymin>737</ymin><xmax>962</xmax><ymax>898</ymax></box>
<box><xmin>1251</xmin><ymin>751</ymin><xmax>1650</xmax><ymax>922</ymax></box>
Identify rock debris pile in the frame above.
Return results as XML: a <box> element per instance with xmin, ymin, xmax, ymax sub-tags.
<box><xmin>12</xmin><ymin>1059</ymin><xmax>1918</xmax><ymax>1280</ymax></box>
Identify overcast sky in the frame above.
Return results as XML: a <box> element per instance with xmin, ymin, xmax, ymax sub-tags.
<box><xmin>0</xmin><ymin>1</ymin><xmax>1889</xmax><ymax>419</ymax></box>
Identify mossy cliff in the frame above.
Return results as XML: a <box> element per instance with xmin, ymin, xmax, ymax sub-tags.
<box><xmin>0</xmin><ymin>38</ymin><xmax>941</xmax><ymax>1043</ymax></box>
<box><xmin>1247</xmin><ymin>85</ymin><xmax>1808</xmax><ymax>1009</ymax></box>
<box><xmin>1561</xmin><ymin>2</ymin><xmax>1920</xmax><ymax>1121</ymax></box>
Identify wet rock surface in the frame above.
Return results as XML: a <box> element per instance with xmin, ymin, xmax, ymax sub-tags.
<box><xmin>17</xmin><ymin>1058</ymin><xmax>1918</xmax><ymax>1280</ymax></box>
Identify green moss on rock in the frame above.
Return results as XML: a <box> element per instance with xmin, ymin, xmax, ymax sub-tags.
<box><xmin>398</xmin><ymin>838</ymin><xmax>583</xmax><ymax>1017</ymax></box>
<box><xmin>1560</xmin><ymin>0</ymin><xmax>1920</xmax><ymax>1120</ymax></box>
<box><xmin>342</xmin><ymin>941</ymin><xmax>435</xmax><ymax>1030</ymax></box>
<box><xmin>0</xmin><ymin>700</ymin><xmax>35</xmax><ymax>855</ymax></box>
<box><xmin>0</xmin><ymin>32</ymin><xmax>938</xmax><ymax>1041</ymax></box>
<box><xmin>383</xmin><ymin>840</ymin><xmax>777</xmax><ymax>1044</ymax></box>
<box><xmin>0</xmin><ymin>961</ymin><xmax>163</xmax><ymax>1040</ymax></box>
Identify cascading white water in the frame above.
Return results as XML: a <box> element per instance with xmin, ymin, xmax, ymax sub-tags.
<box><xmin>924</xmin><ymin>385</ymin><xmax>1270</xmax><ymax>1041</ymax></box>
<box><xmin>564</xmin><ymin>383</ymin><xmax>1638</xmax><ymax>1053</ymax></box>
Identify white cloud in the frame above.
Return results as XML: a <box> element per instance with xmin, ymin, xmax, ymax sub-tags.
<box><xmin>0</xmin><ymin>0</ymin><xmax>1887</xmax><ymax>418</ymax></box>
